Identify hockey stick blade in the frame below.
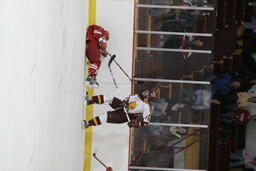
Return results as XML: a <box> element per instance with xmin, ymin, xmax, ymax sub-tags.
<box><xmin>107</xmin><ymin>54</ymin><xmax>121</xmax><ymax>97</ymax></box>
<box><xmin>93</xmin><ymin>153</ymin><xmax>108</xmax><ymax>169</ymax></box>
<box><xmin>108</xmin><ymin>55</ymin><xmax>116</xmax><ymax>67</ymax></box>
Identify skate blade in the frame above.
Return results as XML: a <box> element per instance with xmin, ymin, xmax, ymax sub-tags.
<box><xmin>81</xmin><ymin>120</ymin><xmax>86</xmax><ymax>130</ymax></box>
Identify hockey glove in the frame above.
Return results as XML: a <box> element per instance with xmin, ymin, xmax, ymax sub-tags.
<box><xmin>127</xmin><ymin>115</ymin><xmax>144</xmax><ymax>128</ymax></box>
<box><xmin>127</xmin><ymin>120</ymin><xmax>139</xmax><ymax>128</ymax></box>
<box><xmin>101</xmin><ymin>50</ymin><xmax>108</xmax><ymax>57</ymax></box>
<box><xmin>99</xmin><ymin>38</ymin><xmax>107</xmax><ymax>51</ymax></box>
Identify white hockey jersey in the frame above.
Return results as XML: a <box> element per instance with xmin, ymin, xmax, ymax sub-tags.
<box><xmin>126</xmin><ymin>94</ymin><xmax>151</xmax><ymax>124</ymax></box>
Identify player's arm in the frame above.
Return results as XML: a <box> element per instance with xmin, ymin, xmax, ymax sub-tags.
<box><xmin>127</xmin><ymin>115</ymin><xmax>148</xmax><ymax>128</ymax></box>
<box><xmin>127</xmin><ymin>104</ymin><xmax>151</xmax><ymax>128</ymax></box>
<box><xmin>91</xmin><ymin>25</ymin><xmax>105</xmax><ymax>39</ymax></box>
<box><xmin>91</xmin><ymin>25</ymin><xmax>109</xmax><ymax>53</ymax></box>
<box><xmin>141</xmin><ymin>105</ymin><xmax>151</xmax><ymax>126</ymax></box>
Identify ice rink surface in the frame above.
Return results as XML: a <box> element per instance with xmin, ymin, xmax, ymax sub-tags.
<box><xmin>0</xmin><ymin>0</ymin><xmax>87</xmax><ymax>170</ymax></box>
<box><xmin>0</xmin><ymin>0</ymin><xmax>134</xmax><ymax>170</ymax></box>
<box><xmin>86</xmin><ymin>0</ymin><xmax>134</xmax><ymax>170</ymax></box>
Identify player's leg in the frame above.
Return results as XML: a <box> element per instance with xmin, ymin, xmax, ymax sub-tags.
<box><xmin>83</xmin><ymin>114</ymin><xmax>105</xmax><ymax>129</ymax></box>
<box><xmin>83</xmin><ymin>109</ymin><xmax>128</xmax><ymax>129</ymax></box>
<box><xmin>106</xmin><ymin>109</ymin><xmax>129</xmax><ymax>123</ymax></box>
<box><xmin>86</xmin><ymin>40</ymin><xmax>101</xmax><ymax>87</ymax></box>
<box><xmin>85</xmin><ymin>94</ymin><xmax>115</xmax><ymax>105</ymax></box>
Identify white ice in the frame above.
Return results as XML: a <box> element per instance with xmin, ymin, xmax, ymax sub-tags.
<box><xmin>0</xmin><ymin>0</ymin><xmax>87</xmax><ymax>170</ymax></box>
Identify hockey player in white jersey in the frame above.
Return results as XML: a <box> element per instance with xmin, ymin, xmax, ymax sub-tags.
<box><xmin>82</xmin><ymin>90</ymin><xmax>156</xmax><ymax>129</ymax></box>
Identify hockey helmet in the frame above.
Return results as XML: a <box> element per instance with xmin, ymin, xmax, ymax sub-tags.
<box><xmin>141</xmin><ymin>90</ymin><xmax>156</xmax><ymax>100</ymax></box>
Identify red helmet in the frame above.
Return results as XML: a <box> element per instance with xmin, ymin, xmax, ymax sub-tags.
<box><xmin>104</xmin><ymin>30</ymin><xmax>109</xmax><ymax>40</ymax></box>
<box><xmin>141</xmin><ymin>90</ymin><xmax>156</xmax><ymax>100</ymax></box>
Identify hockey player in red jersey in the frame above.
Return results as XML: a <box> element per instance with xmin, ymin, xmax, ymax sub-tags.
<box><xmin>82</xmin><ymin>90</ymin><xmax>156</xmax><ymax>129</ymax></box>
<box><xmin>86</xmin><ymin>25</ymin><xmax>109</xmax><ymax>87</ymax></box>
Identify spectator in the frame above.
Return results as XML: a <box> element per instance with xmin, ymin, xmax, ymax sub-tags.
<box><xmin>237</xmin><ymin>78</ymin><xmax>256</xmax><ymax>92</ymax></box>
<box><xmin>150</xmin><ymin>98</ymin><xmax>169</xmax><ymax>117</ymax></box>
<box><xmin>237</xmin><ymin>92</ymin><xmax>256</xmax><ymax>108</ymax></box>
<box><xmin>211</xmin><ymin>73</ymin><xmax>241</xmax><ymax>96</ymax></box>
<box><xmin>220</xmin><ymin>109</ymin><xmax>256</xmax><ymax>125</ymax></box>
<box><xmin>160</xmin><ymin>8</ymin><xmax>200</xmax><ymax>32</ymax></box>
<box><xmin>162</xmin><ymin>35</ymin><xmax>204</xmax><ymax>59</ymax></box>
<box><xmin>143</xmin><ymin>125</ymin><xmax>188</xmax><ymax>148</ymax></box>
<box><xmin>169</xmin><ymin>127</ymin><xmax>188</xmax><ymax>138</ymax></box>
<box><xmin>182</xmin><ymin>88</ymin><xmax>220</xmax><ymax>110</ymax></box>
<box><xmin>234</xmin><ymin>62</ymin><xmax>256</xmax><ymax>92</ymax></box>
<box><xmin>229</xmin><ymin>149</ymin><xmax>256</xmax><ymax>169</ymax></box>
<box><xmin>166</xmin><ymin>99</ymin><xmax>185</xmax><ymax>113</ymax></box>
<box><xmin>150</xmin><ymin>98</ymin><xmax>185</xmax><ymax>121</ymax></box>
<box><xmin>218</xmin><ymin>92</ymin><xmax>256</xmax><ymax>113</ymax></box>
<box><xmin>149</xmin><ymin>0</ymin><xmax>172</xmax><ymax>17</ymax></box>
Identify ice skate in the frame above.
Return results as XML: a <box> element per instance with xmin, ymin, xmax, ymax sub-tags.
<box><xmin>84</xmin><ymin>92</ymin><xmax>94</xmax><ymax>105</ymax></box>
<box><xmin>86</xmin><ymin>75</ymin><xmax>99</xmax><ymax>88</ymax></box>
<box><xmin>82</xmin><ymin>120</ymin><xmax>90</xmax><ymax>129</ymax></box>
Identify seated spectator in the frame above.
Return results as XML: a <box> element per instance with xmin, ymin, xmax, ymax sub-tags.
<box><xmin>234</xmin><ymin>64</ymin><xmax>256</xmax><ymax>92</ymax></box>
<box><xmin>150</xmin><ymin>98</ymin><xmax>185</xmax><ymax>121</ymax></box>
<box><xmin>144</xmin><ymin>123</ymin><xmax>164</xmax><ymax>136</ymax></box>
<box><xmin>237</xmin><ymin>79</ymin><xmax>256</xmax><ymax>93</ymax></box>
<box><xmin>169</xmin><ymin>127</ymin><xmax>188</xmax><ymax>138</ymax></box>
<box><xmin>142</xmin><ymin>125</ymin><xmax>188</xmax><ymax>151</ymax></box>
<box><xmin>237</xmin><ymin>92</ymin><xmax>256</xmax><ymax>108</ymax></box>
<box><xmin>150</xmin><ymin>98</ymin><xmax>169</xmax><ymax>117</ymax></box>
<box><xmin>149</xmin><ymin>0</ymin><xmax>172</xmax><ymax>17</ymax></box>
<box><xmin>220</xmin><ymin>109</ymin><xmax>256</xmax><ymax>125</ymax></box>
<box><xmin>218</xmin><ymin>92</ymin><xmax>256</xmax><ymax>113</ymax></box>
<box><xmin>166</xmin><ymin>100</ymin><xmax>185</xmax><ymax>113</ymax></box>
<box><xmin>229</xmin><ymin>149</ymin><xmax>256</xmax><ymax>169</ymax></box>
<box><xmin>234</xmin><ymin>111</ymin><xmax>256</xmax><ymax>125</ymax></box>
<box><xmin>182</xmin><ymin>88</ymin><xmax>219</xmax><ymax>110</ymax></box>
<box><xmin>160</xmin><ymin>8</ymin><xmax>200</xmax><ymax>32</ymax></box>
<box><xmin>211</xmin><ymin>73</ymin><xmax>241</xmax><ymax>96</ymax></box>
<box><xmin>235</xmin><ymin>65</ymin><xmax>255</xmax><ymax>81</ymax></box>
<box><xmin>162</xmin><ymin>35</ymin><xmax>204</xmax><ymax>59</ymax></box>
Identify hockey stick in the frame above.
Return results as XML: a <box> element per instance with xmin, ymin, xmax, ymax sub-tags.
<box><xmin>93</xmin><ymin>153</ymin><xmax>113</xmax><ymax>171</ymax></box>
<box><xmin>108</xmin><ymin>54</ymin><xmax>131</xmax><ymax>122</ymax></box>
<box><xmin>108</xmin><ymin>55</ymin><xmax>121</xmax><ymax>97</ymax></box>
<box><xmin>107</xmin><ymin>53</ymin><xmax>132</xmax><ymax>82</ymax></box>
